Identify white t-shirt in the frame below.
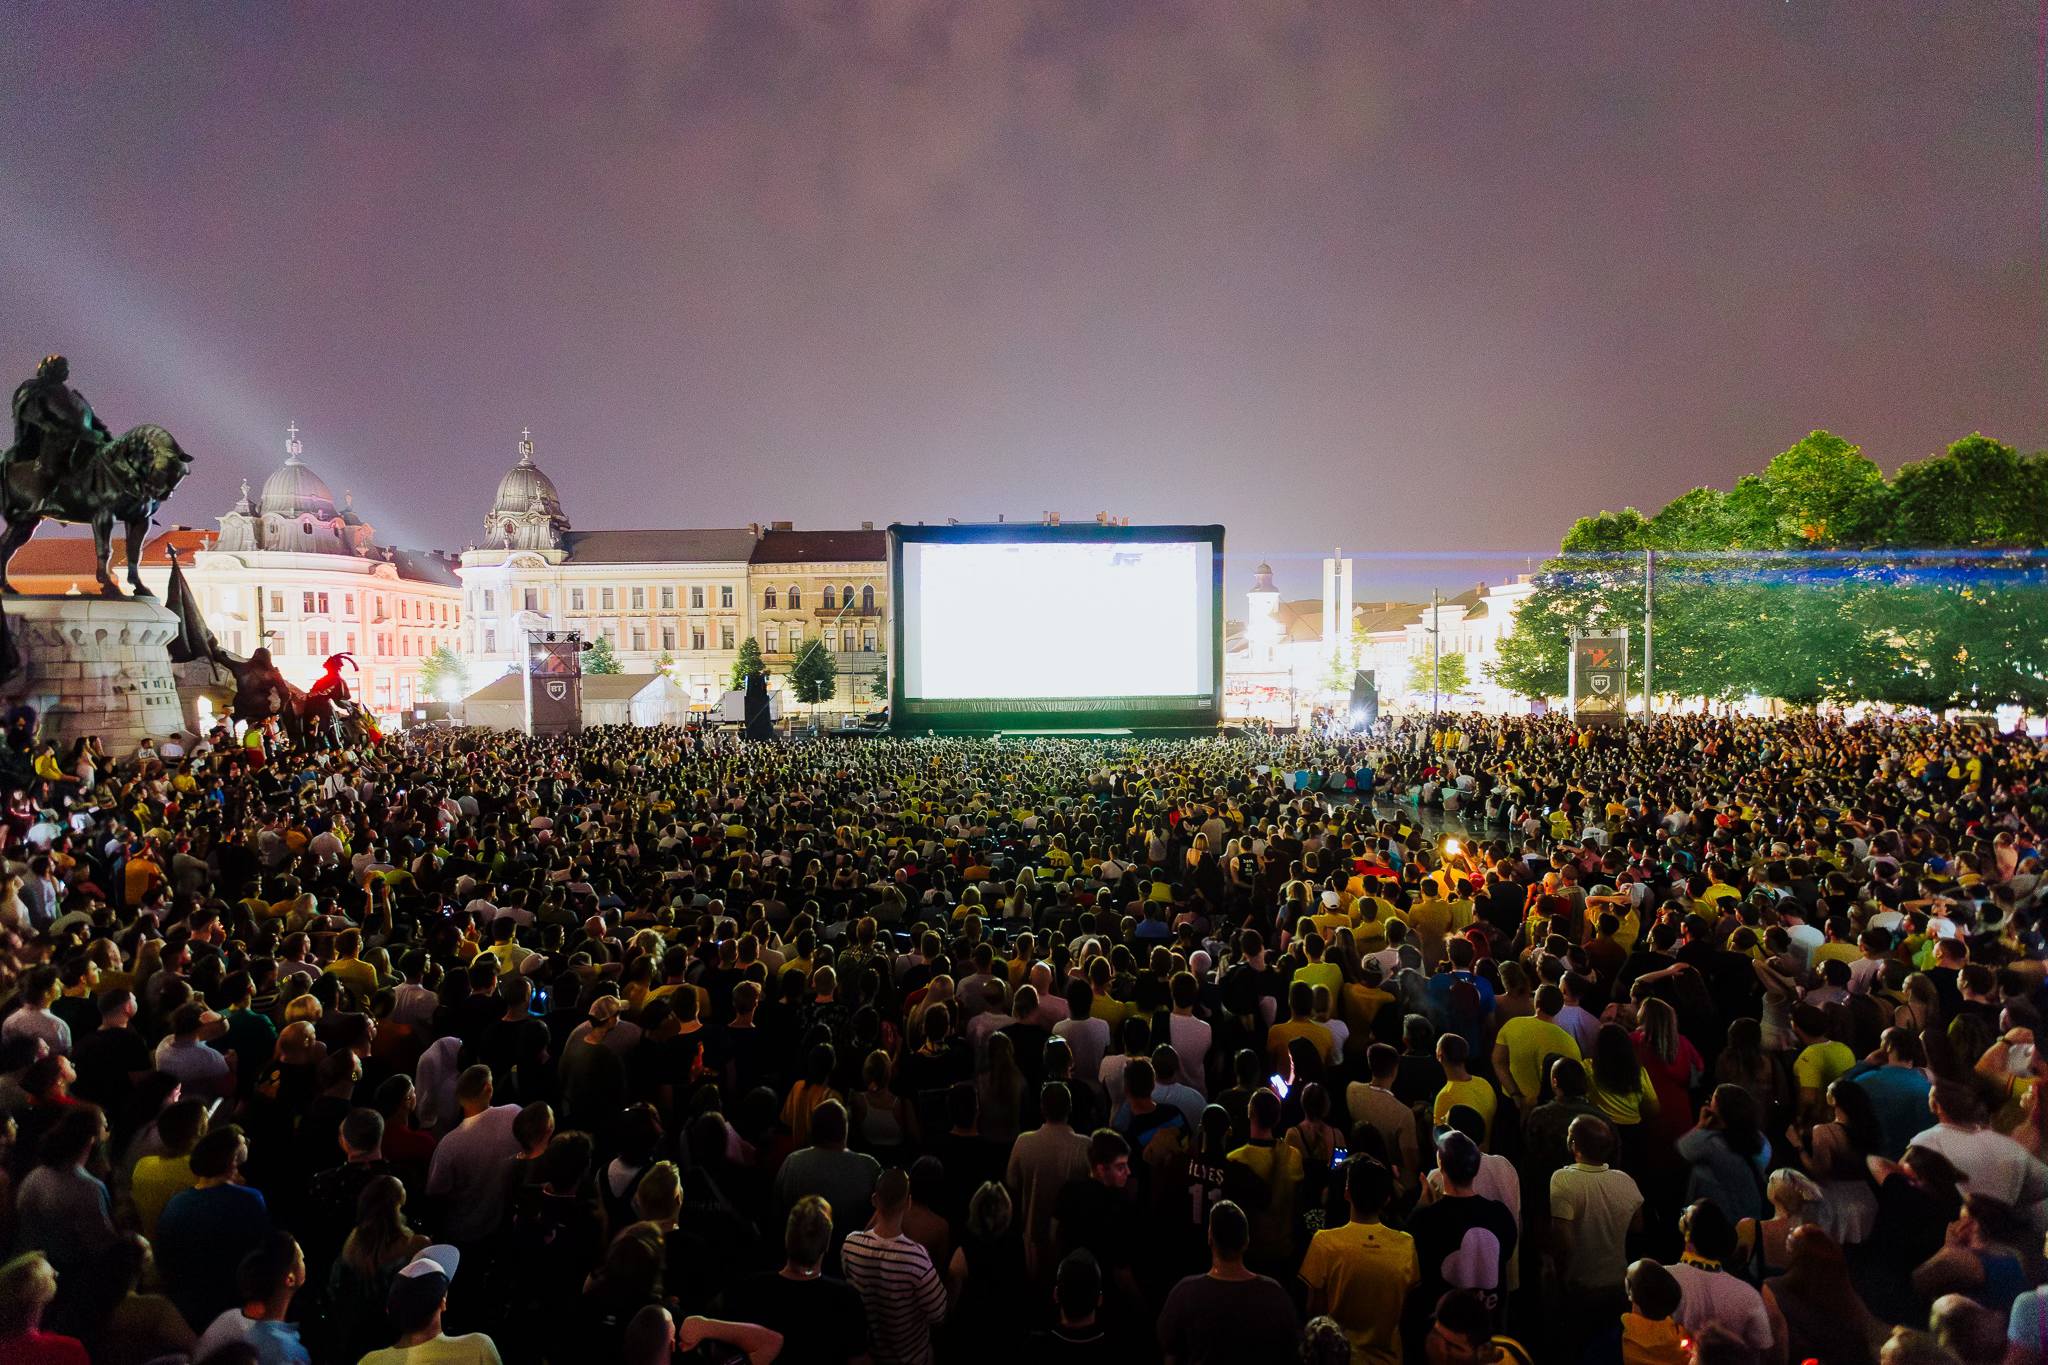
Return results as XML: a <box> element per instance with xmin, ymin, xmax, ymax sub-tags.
<box><xmin>1669</xmin><ymin>1262</ymin><xmax>1771</xmax><ymax>1352</ymax></box>
<box><xmin>1909</xmin><ymin>1123</ymin><xmax>2048</xmax><ymax>1213</ymax></box>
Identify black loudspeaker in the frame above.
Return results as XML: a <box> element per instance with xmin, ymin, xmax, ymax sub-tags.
<box><xmin>743</xmin><ymin>670</ymin><xmax>775</xmax><ymax>741</ymax></box>
<box><xmin>1349</xmin><ymin>670</ymin><xmax>1379</xmax><ymax>728</ymax></box>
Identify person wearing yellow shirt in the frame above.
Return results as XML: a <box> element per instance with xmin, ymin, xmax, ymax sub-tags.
<box><xmin>131</xmin><ymin>1099</ymin><xmax>207</xmax><ymax>1237</ymax></box>
<box><xmin>1228</xmin><ymin>1089</ymin><xmax>1305</xmax><ymax>1270</ymax></box>
<box><xmin>1299</xmin><ymin>1155</ymin><xmax>1417</xmax><ymax>1365</ymax></box>
<box><xmin>484</xmin><ymin>918</ymin><xmax>534</xmax><ymax>976</ymax></box>
<box><xmin>1491</xmin><ymin>984</ymin><xmax>1582</xmax><ymax>1108</ymax></box>
<box><xmin>1310</xmin><ymin>889</ymin><xmax>1351</xmax><ymax>939</ymax></box>
<box><xmin>1431</xmin><ymin>1034</ymin><xmax>1498</xmax><ymax>1146</ymax></box>
<box><xmin>1341</xmin><ymin>975</ymin><xmax>1395</xmax><ymax>1052</ymax></box>
<box><xmin>1086</xmin><ymin>957</ymin><xmax>1131</xmax><ymax>1035</ymax></box>
<box><xmin>1584</xmin><ymin>1029</ymin><xmax>1660</xmax><ymax>1133</ymax></box>
<box><xmin>1267</xmin><ymin>981</ymin><xmax>1337</xmax><ymax>1071</ymax></box>
<box><xmin>1293</xmin><ymin>935</ymin><xmax>1344</xmax><ymax>998</ymax></box>
<box><xmin>1407</xmin><ymin>883</ymin><xmax>1455</xmax><ymax>973</ymax></box>
<box><xmin>324</xmin><ymin>927</ymin><xmax>379</xmax><ymax>997</ymax></box>
<box><xmin>1697</xmin><ymin>867</ymin><xmax>1742</xmax><ymax>912</ymax></box>
<box><xmin>1789</xmin><ymin>1004</ymin><xmax>1855</xmax><ymax>1121</ymax></box>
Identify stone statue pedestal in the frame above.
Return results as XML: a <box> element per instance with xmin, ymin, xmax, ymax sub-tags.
<box><xmin>2</xmin><ymin>595</ymin><xmax>183</xmax><ymax>758</ymax></box>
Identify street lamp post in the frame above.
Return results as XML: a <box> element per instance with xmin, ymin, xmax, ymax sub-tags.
<box><xmin>1429</xmin><ymin>587</ymin><xmax>1441</xmax><ymax>719</ymax></box>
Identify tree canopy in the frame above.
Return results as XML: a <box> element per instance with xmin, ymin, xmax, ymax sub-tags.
<box><xmin>730</xmin><ymin>636</ymin><xmax>766</xmax><ymax>691</ymax></box>
<box><xmin>583</xmin><ymin>634</ymin><xmax>623</xmax><ymax>675</ymax></box>
<box><xmin>789</xmin><ymin>638</ymin><xmax>838</xmax><ymax>708</ymax></box>
<box><xmin>1492</xmin><ymin>431</ymin><xmax>2048</xmax><ymax>709</ymax></box>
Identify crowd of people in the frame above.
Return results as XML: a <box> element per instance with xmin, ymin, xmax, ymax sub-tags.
<box><xmin>0</xmin><ymin>708</ymin><xmax>2042</xmax><ymax>1365</ymax></box>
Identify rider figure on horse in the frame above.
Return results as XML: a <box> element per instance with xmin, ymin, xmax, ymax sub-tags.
<box><xmin>11</xmin><ymin>355</ymin><xmax>111</xmax><ymax>484</ymax></box>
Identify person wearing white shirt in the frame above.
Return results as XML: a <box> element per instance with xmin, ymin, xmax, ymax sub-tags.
<box><xmin>426</xmin><ymin>1067</ymin><xmax>524</xmax><ymax>1246</ymax></box>
<box><xmin>1911</xmin><ymin>1081</ymin><xmax>2048</xmax><ymax>1224</ymax></box>
<box><xmin>1667</xmin><ymin>1201</ymin><xmax>1773</xmax><ymax>1355</ymax></box>
<box><xmin>2</xmin><ymin>967</ymin><xmax>70</xmax><ymax>1056</ymax></box>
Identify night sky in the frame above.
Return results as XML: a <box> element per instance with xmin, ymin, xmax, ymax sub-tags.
<box><xmin>1</xmin><ymin>3</ymin><xmax>2039</xmax><ymax>600</ymax></box>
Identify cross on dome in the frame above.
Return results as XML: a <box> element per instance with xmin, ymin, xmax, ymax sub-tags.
<box><xmin>518</xmin><ymin>426</ymin><xmax>535</xmax><ymax>462</ymax></box>
<box><xmin>285</xmin><ymin>421</ymin><xmax>303</xmax><ymax>460</ymax></box>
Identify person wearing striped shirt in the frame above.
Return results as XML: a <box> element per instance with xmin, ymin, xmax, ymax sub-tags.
<box><xmin>842</xmin><ymin>1167</ymin><xmax>947</xmax><ymax>1365</ymax></box>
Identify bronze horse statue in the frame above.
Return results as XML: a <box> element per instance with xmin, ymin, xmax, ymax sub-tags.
<box><xmin>0</xmin><ymin>421</ymin><xmax>193</xmax><ymax>597</ymax></box>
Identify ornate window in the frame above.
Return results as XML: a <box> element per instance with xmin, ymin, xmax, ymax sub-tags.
<box><xmin>764</xmin><ymin>589</ymin><xmax>778</xmax><ymax>609</ymax></box>
<box><xmin>822</xmin><ymin>586</ymin><xmax>837</xmax><ymax>610</ymax></box>
<box><xmin>787</xmin><ymin>586</ymin><xmax>800</xmax><ymax>609</ymax></box>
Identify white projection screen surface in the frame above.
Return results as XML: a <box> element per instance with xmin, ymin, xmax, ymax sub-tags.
<box><xmin>892</xmin><ymin>527</ymin><xmax>1223</xmax><ymax>729</ymax></box>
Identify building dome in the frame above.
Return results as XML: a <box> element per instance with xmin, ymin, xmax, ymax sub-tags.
<box><xmin>258</xmin><ymin>425</ymin><xmax>338</xmax><ymax>519</ymax></box>
<box><xmin>1251</xmin><ymin>562</ymin><xmax>1277</xmax><ymax>593</ymax></box>
<box><xmin>492</xmin><ymin>430</ymin><xmax>564</xmax><ymax>519</ymax></box>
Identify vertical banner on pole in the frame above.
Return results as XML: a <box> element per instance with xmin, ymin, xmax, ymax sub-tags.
<box><xmin>524</xmin><ymin>630</ymin><xmax>584</xmax><ymax>736</ymax></box>
<box><xmin>1568</xmin><ymin>630</ymin><xmax>1629</xmax><ymax>727</ymax></box>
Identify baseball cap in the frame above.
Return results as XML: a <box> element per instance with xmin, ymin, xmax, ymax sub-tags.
<box><xmin>589</xmin><ymin>995</ymin><xmax>624</xmax><ymax>1024</ymax></box>
<box><xmin>386</xmin><ymin>1245</ymin><xmax>460</xmax><ymax>1332</ymax></box>
<box><xmin>1320</xmin><ymin>890</ymin><xmax>1341</xmax><ymax>908</ymax></box>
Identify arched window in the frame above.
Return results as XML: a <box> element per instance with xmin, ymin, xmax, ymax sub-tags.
<box><xmin>860</xmin><ymin>584</ymin><xmax>875</xmax><ymax>611</ymax></box>
<box><xmin>842</xmin><ymin>584</ymin><xmax>856</xmax><ymax>610</ymax></box>
<box><xmin>787</xmin><ymin>586</ymin><xmax>801</xmax><ymax>609</ymax></box>
<box><xmin>764</xmin><ymin>588</ymin><xmax>778</xmax><ymax>609</ymax></box>
<box><xmin>821</xmin><ymin>585</ymin><xmax>836</xmax><ymax>610</ymax></box>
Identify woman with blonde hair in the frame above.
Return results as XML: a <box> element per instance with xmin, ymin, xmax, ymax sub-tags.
<box><xmin>325</xmin><ymin>1175</ymin><xmax>430</xmax><ymax>1360</ymax></box>
<box><xmin>944</xmin><ymin>1181</ymin><xmax>1026</xmax><ymax>1361</ymax></box>
<box><xmin>0</xmin><ymin>1250</ymin><xmax>82</xmax><ymax>1362</ymax></box>
<box><xmin>1736</xmin><ymin>1167</ymin><xmax>1824</xmax><ymax>1279</ymax></box>
<box><xmin>908</xmin><ymin>975</ymin><xmax>955</xmax><ymax>1050</ymax></box>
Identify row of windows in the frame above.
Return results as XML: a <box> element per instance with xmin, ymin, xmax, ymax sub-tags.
<box><xmin>478</xmin><ymin>625</ymin><xmax>739</xmax><ymax>655</ymax></box>
<box><xmin>762</xmin><ymin>584</ymin><xmax>876</xmax><ymax>611</ymax></box>
<box><xmin>764</xmin><ymin>626</ymin><xmax>877</xmax><ymax>653</ymax></box>
<box><xmin>477</xmin><ymin>583</ymin><xmax>883</xmax><ymax>616</ymax></box>
<box><xmin>480</xmin><ymin>585</ymin><xmax>737</xmax><ymax>615</ymax></box>
<box><xmin>265</xmin><ymin>591</ymin><xmax>453</xmax><ymax>623</ymax></box>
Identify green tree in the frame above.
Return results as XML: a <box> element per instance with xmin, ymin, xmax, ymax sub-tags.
<box><xmin>1890</xmin><ymin>433</ymin><xmax>2039</xmax><ymax>548</ymax></box>
<box><xmin>654</xmin><ymin>650</ymin><xmax>677</xmax><ymax>677</ymax></box>
<box><xmin>420</xmin><ymin>644</ymin><xmax>469</xmax><ymax>703</ymax></box>
<box><xmin>789</xmin><ymin>638</ymin><xmax>838</xmax><ymax>713</ymax></box>
<box><xmin>730</xmin><ymin>636</ymin><xmax>765</xmax><ymax>691</ymax></box>
<box><xmin>1759</xmin><ymin>430</ymin><xmax>1892</xmax><ymax>547</ymax></box>
<box><xmin>583</xmin><ymin>634</ymin><xmax>623</xmax><ymax>675</ymax></box>
<box><xmin>1409</xmin><ymin>651</ymin><xmax>1469</xmax><ymax>699</ymax></box>
<box><xmin>1320</xmin><ymin>648</ymin><xmax>1350</xmax><ymax>694</ymax></box>
<box><xmin>1494</xmin><ymin>426</ymin><xmax>2048</xmax><ymax>708</ymax></box>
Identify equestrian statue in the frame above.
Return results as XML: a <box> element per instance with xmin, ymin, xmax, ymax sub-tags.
<box><xmin>1</xmin><ymin>354</ymin><xmax>193</xmax><ymax>597</ymax></box>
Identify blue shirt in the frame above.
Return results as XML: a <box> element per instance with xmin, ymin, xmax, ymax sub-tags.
<box><xmin>1851</xmin><ymin>1064</ymin><xmax>1934</xmax><ymax>1159</ymax></box>
<box><xmin>196</xmin><ymin>1309</ymin><xmax>312</xmax><ymax>1365</ymax></box>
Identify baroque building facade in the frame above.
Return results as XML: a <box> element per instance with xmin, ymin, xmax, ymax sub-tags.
<box><xmin>457</xmin><ymin>433</ymin><xmax>887</xmax><ymax>710</ymax></box>
<box><xmin>193</xmin><ymin>426</ymin><xmax>463</xmax><ymax>716</ymax></box>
